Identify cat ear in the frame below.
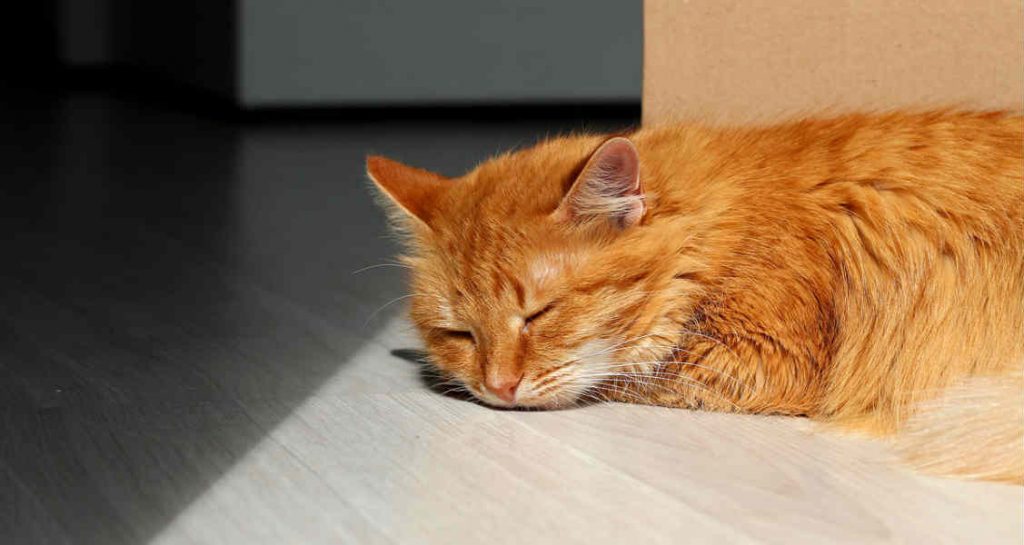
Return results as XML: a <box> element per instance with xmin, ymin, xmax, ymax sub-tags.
<box><xmin>366</xmin><ymin>155</ymin><xmax>450</xmax><ymax>227</ymax></box>
<box><xmin>553</xmin><ymin>137</ymin><xmax>645</xmax><ymax>229</ymax></box>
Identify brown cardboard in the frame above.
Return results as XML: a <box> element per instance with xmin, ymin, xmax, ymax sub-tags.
<box><xmin>643</xmin><ymin>0</ymin><xmax>1024</xmax><ymax>126</ymax></box>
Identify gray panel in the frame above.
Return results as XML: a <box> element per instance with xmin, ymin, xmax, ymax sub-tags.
<box><xmin>240</xmin><ymin>0</ymin><xmax>641</xmax><ymax>106</ymax></box>
<box><xmin>59</xmin><ymin>0</ymin><xmax>115</xmax><ymax>65</ymax></box>
<box><xmin>113</xmin><ymin>0</ymin><xmax>238</xmax><ymax>99</ymax></box>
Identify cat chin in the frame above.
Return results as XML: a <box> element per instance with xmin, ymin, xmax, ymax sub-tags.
<box><xmin>468</xmin><ymin>384</ymin><xmax>584</xmax><ymax>410</ymax></box>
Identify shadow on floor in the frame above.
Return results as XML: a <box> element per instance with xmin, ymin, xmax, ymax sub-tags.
<box><xmin>0</xmin><ymin>88</ymin><xmax>637</xmax><ymax>544</ymax></box>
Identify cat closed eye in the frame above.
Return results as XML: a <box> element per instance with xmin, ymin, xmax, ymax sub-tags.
<box><xmin>445</xmin><ymin>329</ymin><xmax>475</xmax><ymax>342</ymax></box>
<box><xmin>524</xmin><ymin>304</ymin><xmax>555</xmax><ymax>325</ymax></box>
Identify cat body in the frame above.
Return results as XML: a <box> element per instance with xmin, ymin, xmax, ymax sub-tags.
<box><xmin>368</xmin><ymin>111</ymin><xmax>1024</xmax><ymax>482</ymax></box>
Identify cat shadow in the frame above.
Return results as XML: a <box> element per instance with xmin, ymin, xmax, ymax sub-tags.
<box><xmin>389</xmin><ymin>348</ymin><xmax>480</xmax><ymax>404</ymax></box>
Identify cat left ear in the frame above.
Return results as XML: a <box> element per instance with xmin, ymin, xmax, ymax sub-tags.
<box><xmin>366</xmin><ymin>155</ymin><xmax>451</xmax><ymax>227</ymax></box>
<box><xmin>553</xmin><ymin>137</ymin><xmax>645</xmax><ymax>229</ymax></box>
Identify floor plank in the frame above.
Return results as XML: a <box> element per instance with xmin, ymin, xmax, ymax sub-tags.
<box><xmin>150</xmin><ymin>321</ymin><xmax>1023</xmax><ymax>544</ymax></box>
<box><xmin>0</xmin><ymin>89</ymin><xmax>1019</xmax><ymax>545</ymax></box>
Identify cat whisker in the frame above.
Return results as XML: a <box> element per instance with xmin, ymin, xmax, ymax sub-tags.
<box><xmin>530</xmin><ymin>361</ymin><xmax>575</xmax><ymax>383</ymax></box>
<box><xmin>596</xmin><ymin>360</ymin><xmax>754</xmax><ymax>394</ymax></box>
<box><xmin>571</xmin><ymin>366</ymin><xmax>745</xmax><ymax>411</ymax></box>
<box><xmin>582</xmin><ymin>384</ymin><xmax>650</xmax><ymax>405</ymax></box>
<box><xmin>363</xmin><ymin>292</ymin><xmax>437</xmax><ymax>327</ymax></box>
<box><xmin>529</xmin><ymin>374</ymin><xmax>573</xmax><ymax>398</ymax></box>
<box><xmin>571</xmin><ymin>333</ymin><xmax>665</xmax><ymax>361</ymax></box>
<box><xmin>588</xmin><ymin>377</ymin><xmax>743</xmax><ymax>411</ymax></box>
<box><xmin>351</xmin><ymin>262</ymin><xmax>412</xmax><ymax>275</ymax></box>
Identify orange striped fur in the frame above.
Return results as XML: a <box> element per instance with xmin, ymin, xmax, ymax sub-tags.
<box><xmin>368</xmin><ymin>111</ymin><xmax>1024</xmax><ymax>483</ymax></box>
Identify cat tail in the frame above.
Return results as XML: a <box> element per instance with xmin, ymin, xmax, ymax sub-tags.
<box><xmin>896</xmin><ymin>368</ymin><xmax>1024</xmax><ymax>484</ymax></box>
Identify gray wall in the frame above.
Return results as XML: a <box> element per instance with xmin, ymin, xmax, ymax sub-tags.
<box><xmin>56</xmin><ymin>1</ymin><xmax>641</xmax><ymax>107</ymax></box>
<box><xmin>58</xmin><ymin>0</ymin><xmax>235</xmax><ymax>98</ymax></box>
<box><xmin>115</xmin><ymin>1</ymin><xmax>236</xmax><ymax>97</ymax></box>
<box><xmin>59</xmin><ymin>0</ymin><xmax>115</xmax><ymax>65</ymax></box>
<box><xmin>240</xmin><ymin>0</ymin><xmax>640</xmax><ymax>107</ymax></box>
<box><xmin>4</xmin><ymin>0</ymin><xmax>58</xmax><ymax>73</ymax></box>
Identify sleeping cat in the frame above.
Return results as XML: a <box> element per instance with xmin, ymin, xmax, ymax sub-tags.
<box><xmin>367</xmin><ymin>111</ymin><xmax>1024</xmax><ymax>483</ymax></box>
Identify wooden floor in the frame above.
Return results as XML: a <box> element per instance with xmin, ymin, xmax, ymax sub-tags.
<box><xmin>1</xmin><ymin>91</ymin><xmax>1020</xmax><ymax>545</ymax></box>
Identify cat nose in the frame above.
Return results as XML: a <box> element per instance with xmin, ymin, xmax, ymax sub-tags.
<box><xmin>485</xmin><ymin>373</ymin><xmax>523</xmax><ymax>404</ymax></box>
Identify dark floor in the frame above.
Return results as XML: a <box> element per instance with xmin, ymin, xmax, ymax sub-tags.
<box><xmin>0</xmin><ymin>86</ymin><xmax>637</xmax><ymax>545</ymax></box>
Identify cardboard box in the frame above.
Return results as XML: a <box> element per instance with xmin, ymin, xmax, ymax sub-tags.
<box><xmin>643</xmin><ymin>0</ymin><xmax>1024</xmax><ymax>126</ymax></box>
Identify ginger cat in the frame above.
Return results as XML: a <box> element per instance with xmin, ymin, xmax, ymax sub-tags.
<box><xmin>367</xmin><ymin>111</ymin><xmax>1024</xmax><ymax>483</ymax></box>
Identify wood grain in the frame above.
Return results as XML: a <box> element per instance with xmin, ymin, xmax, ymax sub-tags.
<box><xmin>0</xmin><ymin>91</ymin><xmax>1019</xmax><ymax>545</ymax></box>
<box><xmin>147</xmin><ymin>317</ymin><xmax>1024</xmax><ymax>545</ymax></box>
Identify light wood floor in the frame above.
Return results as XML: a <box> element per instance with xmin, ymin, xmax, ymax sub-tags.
<box><xmin>1</xmin><ymin>91</ymin><xmax>1020</xmax><ymax>545</ymax></box>
<box><xmin>150</xmin><ymin>316</ymin><xmax>1023</xmax><ymax>545</ymax></box>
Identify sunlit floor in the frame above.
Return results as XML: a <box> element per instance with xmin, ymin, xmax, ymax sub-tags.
<box><xmin>150</xmin><ymin>315</ymin><xmax>1023</xmax><ymax>545</ymax></box>
<box><xmin>1</xmin><ymin>89</ymin><xmax>1020</xmax><ymax>545</ymax></box>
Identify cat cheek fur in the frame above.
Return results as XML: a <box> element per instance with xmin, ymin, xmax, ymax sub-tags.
<box><xmin>416</xmin><ymin>284</ymin><xmax>632</xmax><ymax>409</ymax></box>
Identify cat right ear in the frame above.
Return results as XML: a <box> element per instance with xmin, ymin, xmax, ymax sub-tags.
<box><xmin>552</xmin><ymin>137</ymin><xmax>645</xmax><ymax>229</ymax></box>
<box><xmin>366</xmin><ymin>155</ymin><xmax>450</xmax><ymax>227</ymax></box>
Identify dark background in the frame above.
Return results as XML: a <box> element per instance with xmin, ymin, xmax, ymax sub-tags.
<box><xmin>1</xmin><ymin>4</ymin><xmax>638</xmax><ymax>544</ymax></box>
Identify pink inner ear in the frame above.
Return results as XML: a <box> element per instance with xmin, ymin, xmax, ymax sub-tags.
<box><xmin>558</xmin><ymin>137</ymin><xmax>645</xmax><ymax>229</ymax></box>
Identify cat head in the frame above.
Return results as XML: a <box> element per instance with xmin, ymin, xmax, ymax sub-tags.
<box><xmin>367</xmin><ymin>135</ymin><xmax>691</xmax><ymax>408</ymax></box>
